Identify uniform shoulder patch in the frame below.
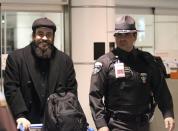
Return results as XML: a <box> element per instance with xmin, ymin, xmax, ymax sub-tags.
<box><xmin>92</xmin><ymin>62</ymin><xmax>103</xmax><ymax>74</ymax></box>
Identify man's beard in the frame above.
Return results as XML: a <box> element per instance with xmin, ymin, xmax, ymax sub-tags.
<box><xmin>33</xmin><ymin>40</ymin><xmax>54</xmax><ymax>59</ymax></box>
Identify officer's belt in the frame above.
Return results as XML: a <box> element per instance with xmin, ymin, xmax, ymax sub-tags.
<box><xmin>108</xmin><ymin>110</ymin><xmax>150</xmax><ymax>123</ymax></box>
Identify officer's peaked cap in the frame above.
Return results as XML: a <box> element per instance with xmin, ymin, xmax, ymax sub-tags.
<box><xmin>32</xmin><ymin>17</ymin><xmax>56</xmax><ymax>32</ymax></box>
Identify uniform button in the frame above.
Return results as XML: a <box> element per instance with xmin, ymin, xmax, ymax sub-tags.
<box><xmin>120</xmin><ymin>82</ymin><xmax>126</xmax><ymax>89</ymax></box>
<box><xmin>27</xmin><ymin>81</ymin><xmax>31</xmax><ymax>84</ymax></box>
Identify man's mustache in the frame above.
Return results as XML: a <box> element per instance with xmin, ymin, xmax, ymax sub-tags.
<box><xmin>37</xmin><ymin>40</ymin><xmax>51</xmax><ymax>45</ymax></box>
<box><xmin>36</xmin><ymin>41</ymin><xmax>53</xmax><ymax>50</ymax></box>
<box><xmin>33</xmin><ymin>41</ymin><xmax>54</xmax><ymax>59</ymax></box>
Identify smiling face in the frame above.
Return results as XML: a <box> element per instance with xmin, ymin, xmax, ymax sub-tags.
<box><xmin>32</xmin><ymin>27</ymin><xmax>54</xmax><ymax>59</ymax></box>
<box><xmin>114</xmin><ymin>33</ymin><xmax>137</xmax><ymax>52</ymax></box>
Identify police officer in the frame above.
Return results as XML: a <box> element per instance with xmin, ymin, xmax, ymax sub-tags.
<box><xmin>89</xmin><ymin>15</ymin><xmax>175</xmax><ymax>131</ymax></box>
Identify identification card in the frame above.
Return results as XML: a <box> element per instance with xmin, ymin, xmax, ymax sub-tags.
<box><xmin>114</xmin><ymin>62</ymin><xmax>125</xmax><ymax>78</ymax></box>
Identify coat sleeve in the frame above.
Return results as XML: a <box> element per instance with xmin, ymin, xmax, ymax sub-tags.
<box><xmin>150</xmin><ymin>58</ymin><xmax>174</xmax><ymax>119</ymax></box>
<box><xmin>64</xmin><ymin>56</ymin><xmax>78</xmax><ymax>96</ymax></box>
<box><xmin>89</xmin><ymin>55</ymin><xmax>110</xmax><ymax>129</ymax></box>
<box><xmin>4</xmin><ymin>54</ymin><xmax>28</xmax><ymax>119</ymax></box>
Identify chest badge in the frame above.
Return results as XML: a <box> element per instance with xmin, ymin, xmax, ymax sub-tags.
<box><xmin>140</xmin><ymin>73</ymin><xmax>147</xmax><ymax>83</ymax></box>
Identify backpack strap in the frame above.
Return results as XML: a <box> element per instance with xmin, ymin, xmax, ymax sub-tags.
<box><xmin>137</xmin><ymin>49</ymin><xmax>166</xmax><ymax>77</ymax></box>
<box><xmin>136</xmin><ymin>49</ymin><xmax>155</xmax><ymax>64</ymax></box>
<box><xmin>137</xmin><ymin>49</ymin><xmax>158</xmax><ymax>118</ymax></box>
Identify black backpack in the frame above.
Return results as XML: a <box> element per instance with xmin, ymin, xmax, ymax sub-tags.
<box><xmin>43</xmin><ymin>92</ymin><xmax>88</xmax><ymax>131</ymax></box>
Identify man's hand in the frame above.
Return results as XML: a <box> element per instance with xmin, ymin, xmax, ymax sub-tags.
<box><xmin>164</xmin><ymin>117</ymin><xmax>175</xmax><ymax>131</ymax></box>
<box><xmin>98</xmin><ymin>126</ymin><xmax>110</xmax><ymax>131</ymax></box>
<box><xmin>16</xmin><ymin>118</ymin><xmax>31</xmax><ymax>131</ymax></box>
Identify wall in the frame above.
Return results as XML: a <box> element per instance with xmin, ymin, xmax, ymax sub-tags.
<box><xmin>115</xmin><ymin>0</ymin><xmax>178</xmax><ymax>8</ymax></box>
<box><xmin>155</xmin><ymin>15</ymin><xmax>178</xmax><ymax>51</ymax></box>
<box><xmin>71</xmin><ymin>0</ymin><xmax>115</xmax><ymax>129</ymax></box>
<box><xmin>0</xmin><ymin>0</ymin><xmax>68</xmax><ymax>4</ymax></box>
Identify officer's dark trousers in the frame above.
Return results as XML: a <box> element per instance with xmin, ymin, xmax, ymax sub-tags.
<box><xmin>108</xmin><ymin>117</ymin><xmax>150</xmax><ymax>131</ymax></box>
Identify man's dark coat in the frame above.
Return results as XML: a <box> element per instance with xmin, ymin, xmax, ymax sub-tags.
<box><xmin>4</xmin><ymin>44</ymin><xmax>77</xmax><ymax>123</ymax></box>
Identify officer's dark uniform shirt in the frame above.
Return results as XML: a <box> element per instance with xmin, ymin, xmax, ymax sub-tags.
<box><xmin>89</xmin><ymin>47</ymin><xmax>174</xmax><ymax>129</ymax></box>
<box><xmin>106</xmin><ymin>48</ymin><xmax>151</xmax><ymax>113</ymax></box>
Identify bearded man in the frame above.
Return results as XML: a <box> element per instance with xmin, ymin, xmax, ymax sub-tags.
<box><xmin>4</xmin><ymin>17</ymin><xmax>78</xmax><ymax>131</ymax></box>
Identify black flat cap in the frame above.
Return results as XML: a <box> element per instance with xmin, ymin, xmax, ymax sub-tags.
<box><xmin>32</xmin><ymin>17</ymin><xmax>56</xmax><ymax>32</ymax></box>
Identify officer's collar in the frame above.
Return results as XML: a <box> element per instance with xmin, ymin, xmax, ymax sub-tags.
<box><xmin>112</xmin><ymin>47</ymin><xmax>137</xmax><ymax>58</ymax></box>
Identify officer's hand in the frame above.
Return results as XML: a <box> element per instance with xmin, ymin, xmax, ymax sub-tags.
<box><xmin>98</xmin><ymin>126</ymin><xmax>109</xmax><ymax>131</ymax></box>
<box><xmin>164</xmin><ymin>117</ymin><xmax>175</xmax><ymax>131</ymax></box>
<box><xmin>16</xmin><ymin>118</ymin><xmax>31</xmax><ymax>131</ymax></box>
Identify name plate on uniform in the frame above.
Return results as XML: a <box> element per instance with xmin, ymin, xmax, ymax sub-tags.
<box><xmin>114</xmin><ymin>62</ymin><xmax>125</xmax><ymax>78</ymax></box>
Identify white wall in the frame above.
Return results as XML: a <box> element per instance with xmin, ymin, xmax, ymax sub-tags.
<box><xmin>155</xmin><ymin>15</ymin><xmax>178</xmax><ymax>51</ymax></box>
<box><xmin>0</xmin><ymin>0</ymin><xmax>68</xmax><ymax>4</ymax></box>
<box><xmin>115</xmin><ymin>0</ymin><xmax>178</xmax><ymax>8</ymax></box>
<box><xmin>72</xmin><ymin>8</ymin><xmax>107</xmax><ymax>63</ymax></box>
<box><xmin>71</xmin><ymin>0</ymin><xmax>115</xmax><ymax>129</ymax></box>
